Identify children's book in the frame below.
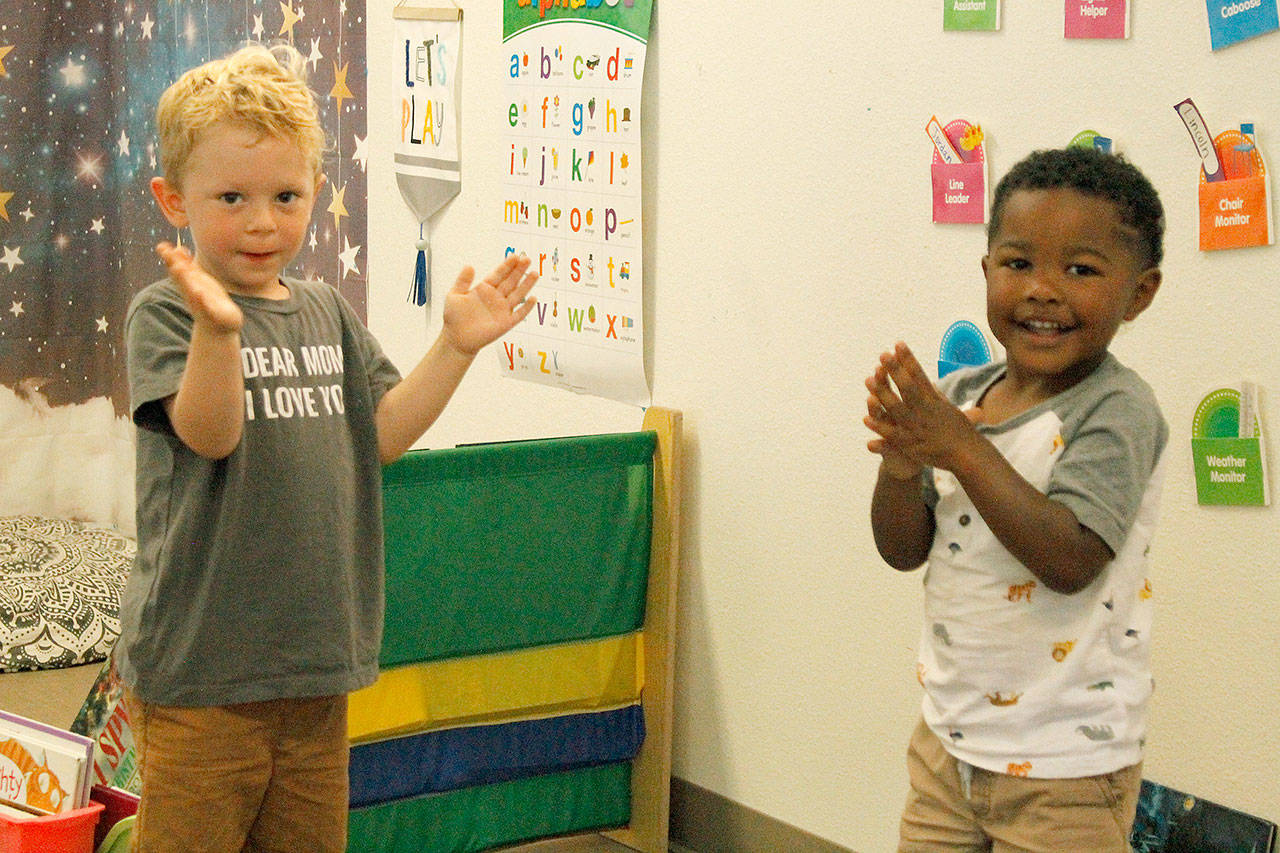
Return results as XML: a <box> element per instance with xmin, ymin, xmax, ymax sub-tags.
<box><xmin>0</xmin><ymin>709</ymin><xmax>94</xmax><ymax>813</ymax></box>
<box><xmin>1131</xmin><ymin>779</ymin><xmax>1278</xmax><ymax>853</ymax></box>
<box><xmin>70</xmin><ymin>658</ymin><xmax>141</xmax><ymax>794</ymax></box>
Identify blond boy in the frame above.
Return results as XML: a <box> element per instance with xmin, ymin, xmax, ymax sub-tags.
<box><xmin>118</xmin><ymin>44</ymin><xmax>536</xmax><ymax>851</ymax></box>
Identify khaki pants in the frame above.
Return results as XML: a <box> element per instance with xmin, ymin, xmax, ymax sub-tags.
<box><xmin>899</xmin><ymin>718</ymin><xmax>1141</xmax><ymax>853</ymax></box>
<box><xmin>125</xmin><ymin>690</ymin><xmax>349</xmax><ymax>853</ymax></box>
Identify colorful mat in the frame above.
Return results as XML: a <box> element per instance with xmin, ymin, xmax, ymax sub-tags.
<box><xmin>349</xmin><ymin>432</ymin><xmax>656</xmax><ymax>851</ymax></box>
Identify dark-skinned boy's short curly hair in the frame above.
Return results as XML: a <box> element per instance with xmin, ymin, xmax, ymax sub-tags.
<box><xmin>988</xmin><ymin>147</ymin><xmax>1165</xmax><ymax>268</ymax></box>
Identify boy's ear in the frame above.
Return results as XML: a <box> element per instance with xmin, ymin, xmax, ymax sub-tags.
<box><xmin>1125</xmin><ymin>267</ymin><xmax>1162</xmax><ymax>321</ymax></box>
<box><xmin>150</xmin><ymin>176</ymin><xmax>189</xmax><ymax>228</ymax></box>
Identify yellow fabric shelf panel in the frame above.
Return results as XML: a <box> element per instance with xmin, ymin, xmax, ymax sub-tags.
<box><xmin>348</xmin><ymin>633</ymin><xmax>645</xmax><ymax>744</ymax></box>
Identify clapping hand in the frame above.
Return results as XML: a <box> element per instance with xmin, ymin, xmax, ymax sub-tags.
<box><xmin>864</xmin><ymin>342</ymin><xmax>983</xmax><ymax>477</ymax></box>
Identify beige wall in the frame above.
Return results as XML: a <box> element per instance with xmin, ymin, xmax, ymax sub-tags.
<box><xmin>363</xmin><ymin>3</ymin><xmax>1280</xmax><ymax>850</ymax></box>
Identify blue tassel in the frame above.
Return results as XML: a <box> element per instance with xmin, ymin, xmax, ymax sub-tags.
<box><xmin>408</xmin><ymin>224</ymin><xmax>429</xmax><ymax>306</ymax></box>
<box><xmin>410</xmin><ymin>246</ymin><xmax>428</xmax><ymax>306</ymax></box>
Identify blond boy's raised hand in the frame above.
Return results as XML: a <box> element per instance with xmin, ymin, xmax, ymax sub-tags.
<box><xmin>373</xmin><ymin>254</ymin><xmax>539</xmax><ymax>464</ymax></box>
<box><xmin>441</xmin><ymin>254</ymin><xmax>538</xmax><ymax>356</ymax></box>
<box><xmin>153</xmin><ymin>241</ymin><xmax>245</xmax><ymax>459</ymax></box>
<box><xmin>155</xmin><ymin>242</ymin><xmax>244</xmax><ymax>334</ymax></box>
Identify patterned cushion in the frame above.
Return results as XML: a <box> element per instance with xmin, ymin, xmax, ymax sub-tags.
<box><xmin>0</xmin><ymin>515</ymin><xmax>133</xmax><ymax>671</ymax></box>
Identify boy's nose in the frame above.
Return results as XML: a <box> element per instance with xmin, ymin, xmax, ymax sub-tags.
<box><xmin>245</xmin><ymin>204</ymin><xmax>277</xmax><ymax>232</ymax></box>
<box><xmin>1024</xmin><ymin>273</ymin><xmax>1061</xmax><ymax>301</ymax></box>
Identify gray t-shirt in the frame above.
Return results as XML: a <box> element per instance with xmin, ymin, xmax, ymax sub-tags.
<box><xmin>118</xmin><ymin>277</ymin><xmax>402</xmax><ymax>706</ymax></box>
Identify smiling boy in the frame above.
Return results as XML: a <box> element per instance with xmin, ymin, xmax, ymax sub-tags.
<box><xmin>865</xmin><ymin>147</ymin><xmax>1168</xmax><ymax>851</ymax></box>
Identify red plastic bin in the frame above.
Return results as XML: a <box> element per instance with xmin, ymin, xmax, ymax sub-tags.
<box><xmin>0</xmin><ymin>801</ymin><xmax>105</xmax><ymax>853</ymax></box>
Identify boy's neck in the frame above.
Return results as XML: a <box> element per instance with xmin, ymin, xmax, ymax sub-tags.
<box><xmin>229</xmin><ymin>277</ymin><xmax>291</xmax><ymax>301</ymax></box>
<box><xmin>980</xmin><ymin>354</ymin><xmax>1108</xmax><ymax>424</ymax></box>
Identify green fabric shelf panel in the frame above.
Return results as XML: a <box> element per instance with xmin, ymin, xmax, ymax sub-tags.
<box><xmin>346</xmin><ymin>761</ymin><xmax>632</xmax><ymax>853</ymax></box>
<box><xmin>380</xmin><ymin>432</ymin><xmax>656</xmax><ymax>667</ymax></box>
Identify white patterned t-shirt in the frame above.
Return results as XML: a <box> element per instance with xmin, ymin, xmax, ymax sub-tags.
<box><xmin>918</xmin><ymin>353</ymin><xmax>1167</xmax><ymax>779</ymax></box>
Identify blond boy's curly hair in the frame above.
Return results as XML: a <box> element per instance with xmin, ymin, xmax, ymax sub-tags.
<box><xmin>155</xmin><ymin>43</ymin><xmax>326</xmax><ymax>187</ymax></box>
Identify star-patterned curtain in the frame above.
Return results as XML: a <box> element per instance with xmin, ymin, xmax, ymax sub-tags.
<box><xmin>0</xmin><ymin>0</ymin><xmax>367</xmax><ymax>417</ymax></box>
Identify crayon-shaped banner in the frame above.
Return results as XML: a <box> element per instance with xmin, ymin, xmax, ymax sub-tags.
<box><xmin>1175</xmin><ymin>98</ymin><xmax>1226</xmax><ymax>182</ymax></box>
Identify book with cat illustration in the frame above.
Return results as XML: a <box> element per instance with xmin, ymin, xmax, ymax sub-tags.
<box><xmin>0</xmin><ymin>709</ymin><xmax>94</xmax><ymax>814</ymax></box>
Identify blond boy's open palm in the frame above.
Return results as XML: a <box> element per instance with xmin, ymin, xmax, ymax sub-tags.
<box><xmin>442</xmin><ymin>254</ymin><xmax>538</xmax><ymax>356</ymax></box>
<box><xmin>155</xmin><ymin>242</ymin><xmax>243</xmax><ymax>334</ymax></box>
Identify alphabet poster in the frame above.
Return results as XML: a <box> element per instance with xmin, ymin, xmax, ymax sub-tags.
<box><xmin>498</xmin><ymin>0</ymin><xmax>652</xmax><ymax>406</ymax></box>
